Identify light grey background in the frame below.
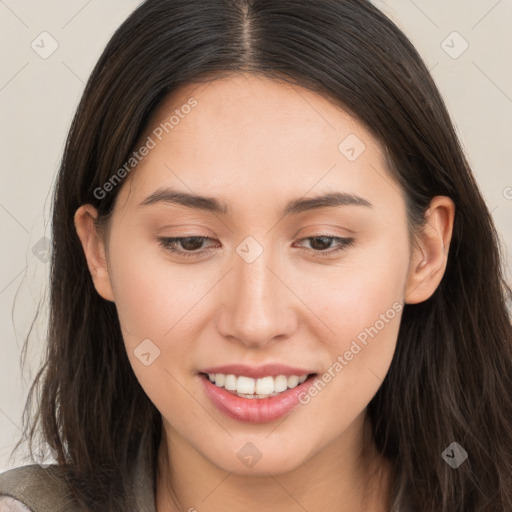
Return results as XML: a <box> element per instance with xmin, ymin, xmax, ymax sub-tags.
<box><xmin>1</xmin><ymin>0</ymin><xmax>511</xmax><ymax>471</ymax></box>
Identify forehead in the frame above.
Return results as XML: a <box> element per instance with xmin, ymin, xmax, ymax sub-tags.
<box><xmin>117</xmin><ymin>73</ymin><xmax>399</xmax><ymax>213</ymax></box>
<box><xmin>147</xmin><ymin>73</ymin><xmax>369</xmax><ymax>150</ymax></box>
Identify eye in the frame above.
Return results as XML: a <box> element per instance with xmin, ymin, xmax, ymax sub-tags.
<box><xmin>158</xmin><ymin>234</ymin><xmax>355</xmax><ymax>259</ymax></box>
<box><xmin>293</xmin><ymin>235</ymin><xmax>355</xmax><ymax>257</ymax></box>
<box><xmin>158</xmin><ymin>236</ymin><xmax>218</xmax><ymax>258</ymax></box>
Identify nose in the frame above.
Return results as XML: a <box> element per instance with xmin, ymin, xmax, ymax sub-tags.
<box><xmin>216</xmin><ymin>241</ymin><xmax>298</xmax><ymax>349</ymax></box>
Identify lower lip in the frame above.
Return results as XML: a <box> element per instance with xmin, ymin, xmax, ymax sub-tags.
<box><xmin>200</xmin><ymin>373</ymin><xmax>318</xmax><ymax>424</ymax></box>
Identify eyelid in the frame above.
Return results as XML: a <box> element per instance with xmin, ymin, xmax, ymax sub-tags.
<box><xmin>293</xmin><ymin>223</ymin><xmax>357</xmax><ymax>237</ymax></box>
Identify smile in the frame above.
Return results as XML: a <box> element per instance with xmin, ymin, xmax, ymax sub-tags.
<box><xmin>199</xmin><ymin>371</ymin><xmax>318</xmax><ymax>423</ymax></box>
<box><xmin>204</xmin><ymin>373</ymin><xmax>310</xmax><ymax>399</ymax></box>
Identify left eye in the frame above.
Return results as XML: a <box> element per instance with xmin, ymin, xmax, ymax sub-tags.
<box><xmin>158</xmin><ymin>235</ymin><xmax>355</xmax><ymax>259</ymax></box>
<box><xmin>293</xmin><ymin>235</ymin><xmax>355</xmax><ymax>256</ymax></box>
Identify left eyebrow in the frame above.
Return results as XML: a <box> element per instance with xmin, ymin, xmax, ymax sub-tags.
<box><xmin>139</xmin><ymin>187</ymin><xmax>373</xmax><ymax>216</ymax></box>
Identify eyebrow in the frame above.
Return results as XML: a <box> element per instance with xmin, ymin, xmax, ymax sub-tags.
<box><xmin>139</xmin><ymin>188</ymin><xmax>372</xmax><ymax>216</ymax></box>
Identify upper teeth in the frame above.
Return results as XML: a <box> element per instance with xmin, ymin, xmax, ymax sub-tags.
<box><xmin>207</xmin><ymin>373</ymin><xmax>309</xmax><ymax>398</ymax></box>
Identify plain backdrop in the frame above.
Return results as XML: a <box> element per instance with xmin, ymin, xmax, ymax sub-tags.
<box><xmin>0</xmin><ymin>0</ymin><xmax>511</xmax><ymax>472</ymax></box>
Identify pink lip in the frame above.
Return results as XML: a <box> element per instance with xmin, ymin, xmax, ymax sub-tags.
<box><xmin>200</xmin><ymin>373</ymin><xmax>318</xmax><ymax>424</ymax></box>
<box><xmin>200</xmin><ymin>363</ymin><xmax>314</xmax><ymax>379</ymax></box>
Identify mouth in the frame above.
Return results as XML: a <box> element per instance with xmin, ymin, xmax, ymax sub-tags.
<box><xmin>199</xmin><ymin>372</ymin><xmax>317</xmax><ymax>399</ymax></box>
<box><xmin>198</xmin><ymin>370</ymin><xmax>319</xmax><ymax>424</ymax></box>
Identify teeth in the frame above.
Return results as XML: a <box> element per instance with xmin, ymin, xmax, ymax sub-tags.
<box><xmin>237</xmin><ymin>376</ymin><xmax>255</xmax><ymax>394</ymax></box>
<box><xmin>274</xmin><ymin>375</ymin><xmax>288</xmax><ymax>392</ymax></box>
<box><xmin>255</xmin><ymin>376</ymin><xmax>274</xmax><ymax>395</ymax></box>
<box><xmin>287</xmin><ymin>375</ymin><xmax>299</xmax><ymax>388</ymax></box>
<box><xmin>208</xmin><ymin>373</ymin><xmax>310</xmax><ymax>398</ymax></box>
<box><xmin>224</xmin><ymin>374</ymin><xmax>237</xmax><ymax>391</ymax></box>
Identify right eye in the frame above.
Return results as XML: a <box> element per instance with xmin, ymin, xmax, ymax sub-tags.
<box><xmin>158</xmin><ymin>236</ymin><xmax>218</xmax><ymax>258</ymax></box>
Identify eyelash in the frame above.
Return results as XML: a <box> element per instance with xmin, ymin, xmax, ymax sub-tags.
<box><xmin>157</xmin><ymin>235</ymin><xmax>355</xmax><ymax>259</ymax></box>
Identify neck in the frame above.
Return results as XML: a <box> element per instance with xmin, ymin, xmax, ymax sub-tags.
<box><xmin>155</xmin><ymin>413</ymin><xmax>394</xmax><ymax>512</ymax></box>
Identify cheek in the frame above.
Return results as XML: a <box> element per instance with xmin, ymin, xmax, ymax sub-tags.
<box><xmin>109</xmin><ymin>234</ymin><xmax>196</xmax><ymax>333</ymax></box>
<box><xmin>107</xmin><ymin>238</ymin><xmax>209</xmax><ymax>380</ymax></box>
<box><xmin>107</xmin><ymin>240</ymin><xmax>211</xmax><ymax>430</ymax></box>
<box><xmin>304</xmin><ymin>227</ymin><xmax>409</xmax><ymax>340</ymax></box>
<box><xmin>298</xmin><ymin>232</ymin><xmax>408</xmax><ymax>401</ymax></box>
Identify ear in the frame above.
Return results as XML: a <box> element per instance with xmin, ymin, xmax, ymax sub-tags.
<box><xmin>405</xmin><ymin>196</ymin><xmax>455</xmax><ymax>304</ymax></box>
<box><xmin>74</xmin><ymin>204</ymin><xmax>115</xmax><ymax>302</ymax></box>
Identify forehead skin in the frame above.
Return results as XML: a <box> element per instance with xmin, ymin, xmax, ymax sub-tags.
<box><xmin>114</xmin><ymin>72</ymin><xmax>407</xmax><ymax>239</ymax></box>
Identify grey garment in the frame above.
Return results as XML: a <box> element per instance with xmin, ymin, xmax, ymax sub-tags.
<box><xmin>0</xmin><ymin>430</ymin><xmax>157</xmax><ymax>512</ymax></box>
<box><xmin>0</xmin><ymin>464</ymin><xmax>81</xmax><ymax>512</ymax></box>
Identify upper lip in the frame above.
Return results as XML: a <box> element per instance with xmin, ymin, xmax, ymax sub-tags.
<box><xmin>199</xmin><ymin>364</ymin><xmax>316</xmax><ymax>379</ymax></box>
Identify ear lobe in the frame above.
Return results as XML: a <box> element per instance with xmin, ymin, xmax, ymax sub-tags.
<box><xmin>405</xmin><ymin>196</ymin><xmax>455</xmax><ymax>304</ymax></box>
<box><xmin>74</xmin><ymin>204</ymin><xmax>115</xmax><ymax>302</ymax></box>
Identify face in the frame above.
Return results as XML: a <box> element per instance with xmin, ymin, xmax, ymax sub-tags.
<box><xmin>76</xmin><ymin>73</ymin><xmax>451</xmax><ymax>476</ymax></box>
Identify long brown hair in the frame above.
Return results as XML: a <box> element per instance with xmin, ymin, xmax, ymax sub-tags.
<box><xmin>12</xmin><ymin>0</ymin><xmax>512</xmax><ymax>510</ymax></box>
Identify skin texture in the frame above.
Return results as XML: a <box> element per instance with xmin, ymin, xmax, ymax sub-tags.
<box><xmin>75</xmin><ymin>73</ymin><xmax>455</xmax><ymax>511</ymax></box>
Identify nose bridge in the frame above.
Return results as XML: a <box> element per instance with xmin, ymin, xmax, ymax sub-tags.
<box><xmin>216</xmin><ymin>235</ymin><xmax>296</xmax><ymax>346</ymax></box>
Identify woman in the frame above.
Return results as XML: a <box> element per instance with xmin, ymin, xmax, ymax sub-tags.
<box><xmin>1</xmin><ymin>0</ymin><xmax>511</xmax><ymax>510</ymax></box>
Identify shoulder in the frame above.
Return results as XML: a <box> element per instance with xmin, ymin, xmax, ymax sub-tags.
<box><xmin>0</xmin><ymin>464</ymin><xmax>81</xmax><ymax>512</ymax></box>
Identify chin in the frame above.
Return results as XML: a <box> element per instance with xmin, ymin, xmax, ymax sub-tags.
<box><xmin>205</xmin><ymin>441</ymin><xmax>311</xmax><ymax>476</ymax></box>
